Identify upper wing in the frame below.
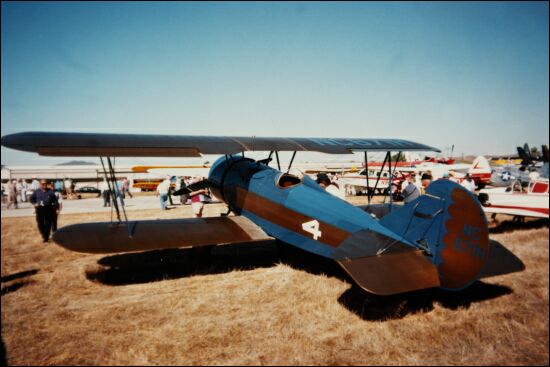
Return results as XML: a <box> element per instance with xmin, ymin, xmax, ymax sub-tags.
<box><xmin>1</xmin><ymin>131</ymin><xmax>440</xmax><ymax>157</ymax></box>
<box><xmin>52</xmin><ymin>216</ymin><xmax>273</xmax><ymax>254</ymax></box>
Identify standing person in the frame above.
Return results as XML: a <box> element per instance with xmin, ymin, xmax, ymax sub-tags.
<box><xmin>21</xmin><ymin>179</ymin><xmax>29</xmax><ymax>202</ymax></box>
<box><xmin>6</xmin><ymin>180</ymin><xmax>17</xmax><ymax>209</ymax></box>
<box><xmin>156</xmin><ymin>178</ymin><xmax>170</xmax><ymax>210</ymax></box>
<box><xmin>415</xmin><ymin>173</ymin><xmax>422</xmax><ymax>191</ymax></box>
<box><xmin>115</xmin><ymin>180</ymin><xmax>125</xmax><ymax>207</ymax></box>
<box><xmin>30</xmin><ymin>179</ymin><xmax>58</xmax><ymax>243</ymax></box>
<box><xmin>15</xmin><ymin>179</ymin><xmax>23</xmax><ymax>204</ymax></box>
<box><xmin>54</xmin><ymin>179</ymin><xmax>63</xmax><ymax>193</ymax></box>
<box><xmin>122</xmin><ymin>177</ymin><xmax>133</xmax><ymax>198</ymax></box>
<box><xmin>100</xmin><ymin>179</ymin><xmax>111</xmax><ymax>207</ymax></box>
<box><xmin>167</xmin><ymin>176</ymin><xmax>176</xmax><ymax>206</ymax></box>
<box><xmin>420</xmin><ymin>173</ymin><xmax>433</xmax><ymax>194</ymax></box>
<box><xmin>17</xmin><ymin>179</ymin><xmax>28</xmax><ymax>203</ymax></box>
<box><xmin>64</xmin><ymin>178</ymin><xmax>73</xmax><ymax>199</ymax></box>
<box><xmin>461</xmin><ymin>174</ymin><xmax>477</xmax><ymax>193</ymax></box>
<box><xmin>316</xmin><ymin>173</ymin><xmax>345</xmax><ymax>199</ymax></box>
<box><xmin>189</xmin><ymin>187</ymin><xmax>207</xmax><ymax>217</ymax></box>
<box><xmin>188</xmin><ymin>176</ymin><xmax>208</xmax><ymax>217</ymax></box>
<box><xmin>48</xmin><ymin>182</ymin><xmax>63</xmax><ymax>233</ymax></box>
<box><xmin>402</xmin><ymin>175</ymin><xmax>421</xmax><ymax>204</ymax></box>
<box><xmin>400</xmin><ymin>174</ymin><xmax>410</xmax><ymax>194</ymax></box>
<box><xmin>30</xmin><ymin>177</ymin><xmax>40</xmax><ymax>191</ymax></box>
<box><xmin>174</xmin><ymin>177</ymin><xmax>188</xmax><ymax>205</ymax></box>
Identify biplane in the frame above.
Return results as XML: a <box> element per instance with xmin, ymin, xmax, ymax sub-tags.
<box><xmin>1</xmin><ymin>132</ymin><xmax>523</xmax><ymax>295</ymax></box>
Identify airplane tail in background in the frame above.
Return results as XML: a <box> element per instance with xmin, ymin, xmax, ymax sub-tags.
<box><xmin>470</xmin><ymin>155</ymin><xmax>491</xmax><ymax>173</ymax></box>
<box><xmin>469</xmin><ymin>155</ymin><xmax>492</xmax><ymax>187</ymax></box>
<box><xmin>378</xmin><ymin>180</ymin><xmax>491</xmax><ymax>290</ymax></box>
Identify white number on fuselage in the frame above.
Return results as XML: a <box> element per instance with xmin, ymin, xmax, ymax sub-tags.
<box><xmin>302</xmin><ymin>220</ymin><xmax>322</xmax><ymax>240</ymax></box>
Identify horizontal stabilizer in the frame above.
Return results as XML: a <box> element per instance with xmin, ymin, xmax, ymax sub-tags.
<box><xmin>379</xmin><ymin>180</ymin><xmax>490</xmax><ymax>290</ymax></box>
<box><xmin>479</xmin><ymin>241</ymin><xmax>525</xmax><ymax>279</ymax></box>
<box><xmin>53</xmin><ymin>216</ymin><xmax>272</xmax><ymax>254</ymax></box>
<box><xmin>337</xmin><ymin>250</ymin><xmax>440</xmax><ymax>296</ymax></box>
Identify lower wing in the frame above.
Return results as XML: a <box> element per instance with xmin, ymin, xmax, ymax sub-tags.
<box><xmin>53</xmin><ymin>216</ymin><xmax>272</xmax><ymax>254</ymax></box>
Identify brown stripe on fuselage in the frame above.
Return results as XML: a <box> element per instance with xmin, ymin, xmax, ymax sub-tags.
<box><xmin>234</xmin><ymin>186</ymin><xmax>350</xmax><ymax>247</ymax></box>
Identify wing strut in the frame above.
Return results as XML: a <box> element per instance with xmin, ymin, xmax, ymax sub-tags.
<box><xmin>368</xmin><ymin>151</ymin><xmax>389</xmax><ymax>203</ymax></box>
<box><xmin>286</xmin><ymin>151</ymin><xmax>297</xmax><ymax>173</ymax></box>
<box><xmin>99</xmin><ymin>157</ymin><xmax>131</xmax><ymax>233</ymax></box>
<box><xmin>275</xmin><ymin>151</ymin><xmax>281</xmax><ymax>171</ymax></box>
<box><xmin>364</xmin><ymin>151</ymin><xmax>371</xmax><ymax>205</ymax></box>
<box><xmin>383</xmin><ymin>151</ymin><xmax>402</xmax><ymax>211</ymax></box>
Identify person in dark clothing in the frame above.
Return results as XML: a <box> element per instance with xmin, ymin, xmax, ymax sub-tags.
<box><xmin>30</xmin><ymin>179</ymin><xmax>58</xmax><ymax>243</ymax></box>
<box><xmin>48</xmin><ymin>182</ymin><xmax>63</xmax><ymax>233</ymax></box>
<box><xmin>178</xmin><ymin>177</ymin><xmax>189</xmax><ymax>205</ymax></box>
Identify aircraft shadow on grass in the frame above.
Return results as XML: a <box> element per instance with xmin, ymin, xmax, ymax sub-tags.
<box><xmin>86</xmin><ymin>240</ymin><xmax>520</xmax><ymax>321</ymax></box>
<box><xmin>489</xmin><ymin>218</ymin><xmax>549</xmax><ymax>234</ymax></box>
<box><xmin>0</xmin><ymin>269</ymin><xmax>39</xmax><ymax>297</ymax></box>
<box><xmin>0</xmin><ymin>281</ymin><xmax>36</xmax><ymax>297</ymax></box>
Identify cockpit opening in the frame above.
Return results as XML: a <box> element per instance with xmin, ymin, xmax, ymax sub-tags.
<box><xmin>276</xmin><ymin>173</ymin><xmax>303</xmax><ymax>188</ymax></box>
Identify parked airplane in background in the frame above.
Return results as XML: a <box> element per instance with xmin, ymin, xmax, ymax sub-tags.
<box><xmin>479</xmin><ymin>178</ymin><xmax>549</xmax><ymax>220</ymax></box>
<box><xmin>342</xmin><ymin>155</ymin><xmax>491</xmax><ymax>194</ymax></box>
<box><xmin>1</xmin><ymin>132</ymin><xmax>523</xmax><ymax>295</ymax></box>
<box><xmin>131</xmin><ymin>165</ymin><xmax>211</xmax><ymax>176</ymax></box>
<box><xmin>489</xmin><ymin>144</ymin><xmax>549</xmax><ymax>188</ymax></box>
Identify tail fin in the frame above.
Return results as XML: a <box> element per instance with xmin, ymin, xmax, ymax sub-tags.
<box><xmin>469</xmin><ymin>155</ymin><xmax>491</xmax><ymax>174</ymax></box>
<box><xmin>517</xmin><ymin>144</ymin><xmax>532</xmax><ymax>166</ymax></box>
<box><xmin>379</xmin><ymin>180</ymin><xmax>490</xmax><ymax>290</ymax></box>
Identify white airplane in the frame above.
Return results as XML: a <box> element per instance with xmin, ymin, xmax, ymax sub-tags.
<box><xmin>478</xmin><ymin>178</ymin><xmax>549</xmax><ymax>219</ymax></box>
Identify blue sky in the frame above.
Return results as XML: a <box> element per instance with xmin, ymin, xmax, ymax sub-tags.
<box><xmin>1</xmin><ymin>1</ymin><xmax>548</xmax><ymax>165</ymax></box>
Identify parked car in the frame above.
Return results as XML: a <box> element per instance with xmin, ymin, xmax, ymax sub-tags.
<box><xmin>75</xmin><ymin>186</ymin><xmax>101</xmax><ymax>195</ymax></box>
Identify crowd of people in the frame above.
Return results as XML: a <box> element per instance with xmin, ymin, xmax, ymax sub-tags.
<box><xmin>398</xmin><ymin>170</ymin><xmax>477</xmax><ymax>204</ymax></box>
<box><xmin>4</xmin><ymin>178</ymin><xmax>36</xmax><ymax>209</ymax></box>
<box><xmin>3</xmin><ymin>177</ymin><xmax>77</xmax><ymax>211</ymax></box>
<box><xmin>314</xmin><ymin>168</ymin><xmax>478</xmax><ymax>206</ymax></box>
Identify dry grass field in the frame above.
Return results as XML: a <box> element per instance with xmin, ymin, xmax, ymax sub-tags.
<box><xmin>1</xmin><ymin>199</ymin><xmax>548</xmax><ymax>365</ymax></box>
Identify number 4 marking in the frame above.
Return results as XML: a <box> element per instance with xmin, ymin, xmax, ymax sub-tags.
<box><xmin>302</xmin><ymin>220</ymin><xmax>322</xmax><ymax>240</ymax></box>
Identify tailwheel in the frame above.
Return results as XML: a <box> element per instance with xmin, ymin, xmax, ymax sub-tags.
<box><xmin>512</xmin><ymin>216</ymin><xmax>525</xmax><ymax>223</ymax></box>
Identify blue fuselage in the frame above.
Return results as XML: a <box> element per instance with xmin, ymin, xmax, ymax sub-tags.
<box><xmin>207</xmin><ymin>155</ymin><xmax>413</xmax><ymax>259</ymax></box>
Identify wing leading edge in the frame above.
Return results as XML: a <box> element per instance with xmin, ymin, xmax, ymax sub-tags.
<box><xmin>1</xmin><ymin>131</ymin><xmax>440</xmax><ymax>157</ymax></box>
